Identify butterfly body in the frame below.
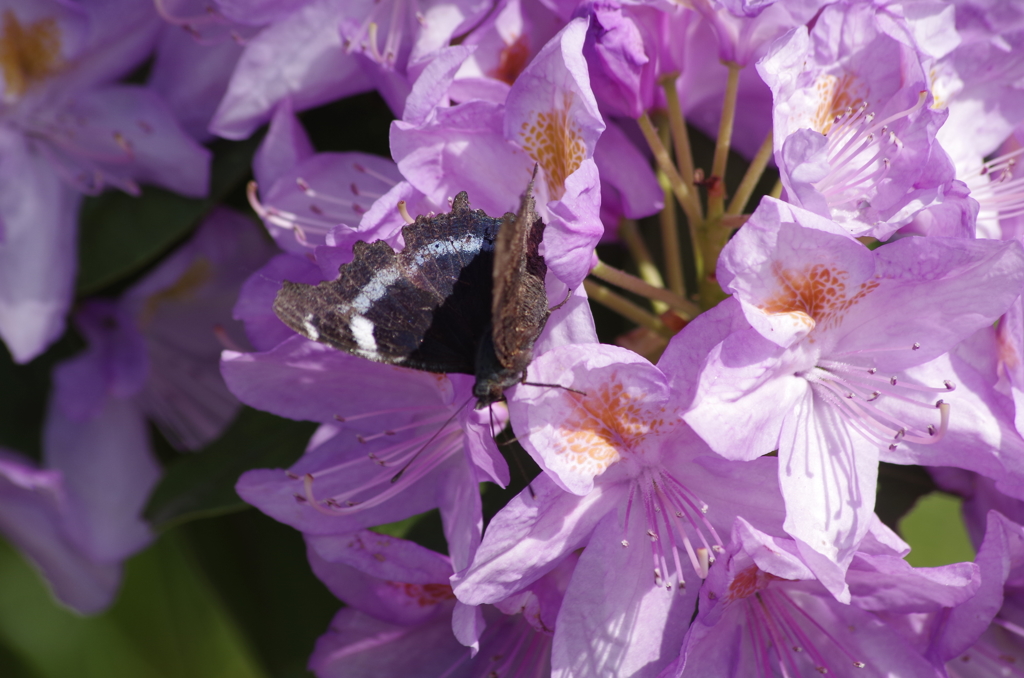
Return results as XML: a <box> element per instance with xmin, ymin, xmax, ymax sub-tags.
<box><xmin>273</xmin><ymin>182</ymin><xmax>548</xmax><ymax>408</ymax></box>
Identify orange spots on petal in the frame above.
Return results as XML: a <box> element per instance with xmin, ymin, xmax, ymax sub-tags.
<box><xmin>551</xmin><ymin>378</ymin><xmax>673</xmax><ymax>477</ymax></box>
<box><xmin>518</xmin><ymin>94</ymin><xmax>586</xmax><ymax>199</ymax></box>
<box><xmin>0</xmin><ymin>10</ymin><xmax>62</xmax><ymax>98</ymax></box>
<box><xmin>726</xmin><ymin>565</ymin><xmax>781</xmax><ymax>601</ymax></box>
<box><xmin>760</xmin><ymin>262</ymin><xmax>878</xmax><ymax>333</ymax></box>
<box><xmin>387</xmin><ymin>581</ymin><xmax>456</xmax><ymax>607</ymax></box>
<box><xmin>487</xmin><ymin>34</ymin><xmax>529</xmax><ymax>86</ymax></box>
<box><xmin>812</xmin><ymin>73</ymin><xmax>867</xmax><ymax>134</ymax></box>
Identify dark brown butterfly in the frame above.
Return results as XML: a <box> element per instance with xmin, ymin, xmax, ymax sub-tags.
<box><xmin>273</xmin><ymin>177</ymin><xmax>549</xmax><ymax>408</ymax></box>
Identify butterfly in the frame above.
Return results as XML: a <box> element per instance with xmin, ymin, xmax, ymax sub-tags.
<box><xmin>272</xmin><ymin>177</ymin><xmax>549</xmax><ymax>408</ymax></box>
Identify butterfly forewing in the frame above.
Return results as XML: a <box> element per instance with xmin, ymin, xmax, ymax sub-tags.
<box><xmin>273</xmin><ymin>192</ymin><xmax>503</xmax><ymax>375</ymax></box>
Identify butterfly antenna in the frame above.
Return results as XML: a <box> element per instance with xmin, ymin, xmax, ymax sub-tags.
<box><xmin>521</xmin><ymin>382</ymin><xmax>587</xmax><ymax>397</ymax></box>
<box><xmin>390</xmin><ymin>395</ymin><xmax>474</xmax><ymax>483</ymax></box>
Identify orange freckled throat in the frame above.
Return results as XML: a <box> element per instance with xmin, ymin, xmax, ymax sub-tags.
<box><xmin>760</xmin><ymin>262</ymin><xmax>877</xmax><ymax>330</ymax></box>
<box><xmin>389</xmin><ymin>581</ymin><xmax>456</xmax><ymax>607</ymax></box>
<box><xmin>0</xmin><ymin>10</ymin><xmax>63</xmax><ymax>98</ymax></box>
<box><xmin>519</xmin><ymin>98</ymin><xmax>586</xmax><ymax>198</ymax></box>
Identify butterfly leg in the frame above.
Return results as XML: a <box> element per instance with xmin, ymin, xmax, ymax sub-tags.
<box><xmin>548</xmin><ymin>287</ymin><xmax>573</xmax><ymax>313</ymax></box>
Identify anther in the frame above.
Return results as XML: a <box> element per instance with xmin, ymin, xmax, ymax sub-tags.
<box><xmin>912</xmin><ymin>342</ymin><xmax>920</xmax><ymax>350</ymax></box>
<box><xmin>890</xmin><ymin>376</ymin><xmax>898</xmax><ymax>386</ymax></box>
<box><xmin>621</xmin><ymin>540</ymin><xmax>629</xmax><ymax>547</ymax></box>
<box><xmin>944</xmin><ymin>380</ymin><xmax>955</xmax><ymax>391</ymax></box>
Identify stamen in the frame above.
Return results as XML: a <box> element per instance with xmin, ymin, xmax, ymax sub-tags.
<box><xmin>814</xmin><ymin>92</ymin><xmax>927</xmax><ymax>211</ymax></box>
<box><xmin>805</xmin><ymin>359</ymin><xmax>951</xmax><ymax>451</ymax></box>
<box><xmin>332</xmin><ymin>404</ymin><xmax>438</xmax><ymax>423</ymax></box>
<box><xmin>212</xmin><ymin>324</ymin><xmax>244</xmax><ymax>352</ymax></box>
<box><xmin>247</xmin><ymin>181</ymin><xmax>315</xmax><ymax>245</ymax></box>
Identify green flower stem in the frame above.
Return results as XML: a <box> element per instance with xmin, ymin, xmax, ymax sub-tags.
<box><xmin>727</xmin><ymin>130</ymin><xmax>774</xmax><ymax>215</ymax></box>
<box><xmin>617</xmin><ymin>219</ymin><xmax>669</xmax><ymax>315</ymax></box>
<box><xmin>591</xmin><ymin>260</ymin><xmax>699</xmax><ymax>319</ymax></box>
<box><xmin>708</xmin><ymin>62</ymin><xmax>742</xmax><ymax>219</ymax></box>
<box><xmin>583</xmin><ymin>279</ymin><xmax>674</xmax><ymax>338</ymax></box>
<box><xmin>661</xmin><ymin>73</ymin><xmax>700</xmax><ymax>218</ymax></box>
<box><xmin>637</xmin><ymin>112</ymin><xmax>702</xmax><ymax>226</ymax></box>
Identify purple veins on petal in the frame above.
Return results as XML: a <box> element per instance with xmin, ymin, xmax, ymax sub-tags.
<box><xmin>293</xmin><ymin>409</ymin><xmax>467</xmax><ymax>515</ymax></box>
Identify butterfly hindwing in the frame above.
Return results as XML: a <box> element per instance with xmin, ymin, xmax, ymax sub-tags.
<box><xmin>491</xmin><ymin>177</ymin><xmax>549</xmax><ymax>378</ymax></box>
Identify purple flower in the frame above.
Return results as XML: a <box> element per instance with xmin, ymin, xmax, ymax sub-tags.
<box><xmin>928</xmin><ymin>2</ymin><xmax>1024</xmax><ymax>238</ymax></box>
<box><xmin>662</xmin><ymin>197</ymin><xmax>1024</xmax><ymax>596</ymax></box>
<box><xmin>228</xmin><ymin>336</ymin><xmax>508</xmax><ymax>574</ymax></box>
<box><xmin>665</xmin><ymin>517</ymin><xmax>980</xmax><ymax>677</ymax></box>
<box><xmin>149</xmin><ymin>23</ymin><xmax>243</xmax><ymax>142</ymax></box>
<box><xmin>689</xmin><ymin>0</ymin><xmax>818</xmax><ymax>67</ymax></box>
<box><xmin>448</xmin><ymin>0</ymin><xmax>563</xmax><ymax>105</ymax></box>
<box><xmin>757</xmin><ymin>2</ymin><xmax>963</xmax><ymax>240</ymax></box>
<box><xmin>454</xmin><ymin>343</ymin><xmax>787</xmax><ymax>677</ymax></box>
<box><xmin>579</xmin><ymin>0</ymin><xmax>653</xmax><ymax>120</ymax></box>
<box><xmin>227</xmin><ymin>227</ymin><xmax>599</xmax><ymax>573</ymax></box>
<box><xmin>391</xmin><ymin>18</ymin><xmax>606</xmax><ymax>287</ymax></box>
<box><xmin>305</xmin><ymin>530</ymin><xmax>562</xmax><ymax>677</ymax></box>
<box><xmin>208</xmin><ymin>0</ymin><xmax>490</xmax><ymax>140</ymax></box>
<box><xmin>941</xmin><ymin>511</ymin><xmax>1024</xmax><ymax>676</ymax></box>
<box><xmin>0</xmin><ymin>447</ymin><xmax>122</xmax><ymax>614</ymax></box>
<box><xmin>0</xmin><ymin>0</ymin><xmax>211</xmax><ymax>363</ymax></box>
<box><xmin>248</xmin><ymin>101</ymin><xmax>405</xmax><ymax>252</ymax></box>
<box><xmin>0</xmin><ymin>208</ymin><xmax>272</xmax><ymax>612</ymax></box>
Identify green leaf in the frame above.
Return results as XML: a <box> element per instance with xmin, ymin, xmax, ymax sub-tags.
<box><xmin>145</xmin><ymin>408</ymin><xmax>317</xmax><ymax>529</ymax></box>
<box><xmin>76</xmin><ymin>136</ymin><xmax>260</xmax><ymax>296</ymax></box>
<box><xmin>183</xmin><ymin>511</ymin><xmax>339</xmax><ymax>678</ymax></box>
<box><xmin>0</xmin><ymin>531</ymin><xmax>268</xmax><ymax>678</ymax></box>
<box><xmin>875</xmin><ymin>462</ymin><xmax>936</xmax><ymax>532</ymax></box>
<box><xmin>900</xmin><ymin>492</ymin><xmax>976</xmax><ymax>567</ymax></box>
<box><xmin>371</xmin><ymin>513</ymin><xmax>428</xmax><ymax>539</ymax></box>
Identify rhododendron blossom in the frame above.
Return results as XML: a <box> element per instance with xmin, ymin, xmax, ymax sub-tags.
<box><xmin>5</xmin><ymin>0</ymin><xmax>1024</xmax><ymax>676</ymax></box>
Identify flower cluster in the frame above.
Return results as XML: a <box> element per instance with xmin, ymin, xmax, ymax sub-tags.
<box><xmin>5</xmin><ymin>0</ymin><xmax>1024</xmax><ymax>676</ymax></box>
